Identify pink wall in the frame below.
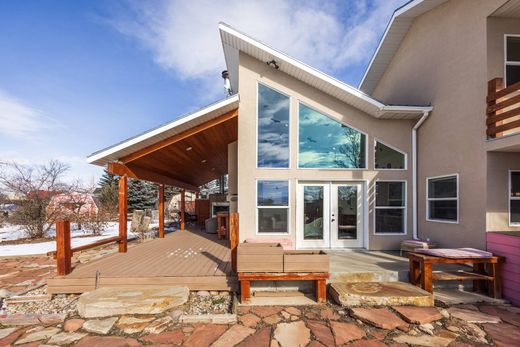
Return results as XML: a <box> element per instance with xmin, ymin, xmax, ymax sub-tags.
<box><xmin>487</xmin><ymin>232</ymin><xmax>520</xmax><ymax>307</ymax></box>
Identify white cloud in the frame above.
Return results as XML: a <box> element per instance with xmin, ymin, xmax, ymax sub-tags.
<box><xmin>0</xmin><ymin>90</ymin><xmax>59</xmax><ymax>139</ymax></box>
<box><xmin>107</xmin><ymin>0</ymin><xmax>406</xmax><ymax>98</ymax></box>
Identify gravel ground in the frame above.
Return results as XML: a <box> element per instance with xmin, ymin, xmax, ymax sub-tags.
<box><xmin>184</xmin><ymin>291</ymin><xmax>232</xmax><ymax>315</ymax></box>
<box><xmin>1</xmin><ymin>286</ymin><xmax>79</xmax><ymax>316</ymax></box>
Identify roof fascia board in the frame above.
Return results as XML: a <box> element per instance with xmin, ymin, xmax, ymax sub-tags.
<box><xmin>87</xmin><ymin>94</ymin><xmax>239</xmax><ymax>164</ymax></box>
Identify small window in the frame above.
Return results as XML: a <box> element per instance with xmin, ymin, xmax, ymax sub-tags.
<box><xmin>510</xmin><ymin>171</ymin><xmax>520</xmax><ymax>226</ymax></box>
<box><xmin>257</xmin><ymin>83</ymin><xmax>290</xmax><ymax>168</ymax></box>
<box><xmin>375</xmin><ymin>181</ymin><xmax>406</xmax><ymax>234</ymax></box>
<box><xmin>375</xmin><ymin>141</ymin><xmax>406</xmax><ymax>169</ymax></box>
<box><xmin>298</xmin><ymin>103</ymin><xmax>367</xmax><ymax>169</ymax></box>
<box><xmin>427</xmin><ymin>175</ymin><xmax>458</xmax><ymax>223</ymax></box>
<box><xmin>505</xmin><ymin>35</ymin><xmax>520</xmax><ymax>86</ymax></box>
<box><xmin>257</xmin><ymin>180</ymin><xmax>289</xmax><ymax>233</ymax></box>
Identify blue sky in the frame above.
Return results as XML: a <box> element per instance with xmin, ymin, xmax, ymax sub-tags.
<box><xmin>0</xmin><ymin>0</ymin><xmax>407</xmax><ymax>185</ymax></box>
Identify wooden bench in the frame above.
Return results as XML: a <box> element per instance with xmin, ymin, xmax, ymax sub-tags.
<box><xmin>407</xmin><ymin>252</ymin><xmax>504</xmax><ymax>298</ymax></box>
<box><xmin>238</xmin><ymin>272</ymin><xmax>329</xmax><ymax>304</ymax></box>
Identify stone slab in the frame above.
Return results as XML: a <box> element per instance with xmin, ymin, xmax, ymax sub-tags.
<box><xmin>393</xmin><ymin>306</ymin><xmax>444</xmax><ymax>324</ymax></box>
<box><xmin>351</xmin><ymin>308</ymin><xmax>409</xmax><ymax>330</ymax></box>
<box><xmin>447</xmin><ymin>307</ymin><xmax>501</xmax><ymax>324</ymax></box>
<box><xmin>77</xmin><ymin>286</ymin><xmax>189</xmax><ymax>318</ymax></box>
<box><xmin>239</xmin><ymin>294</ymin><xmax>319</xmax><ymax>306</ymax></box>
<box><xmin>330</xmin><ymin>281</ymin><xmax>433</xmax><ymax>307</ymax></box>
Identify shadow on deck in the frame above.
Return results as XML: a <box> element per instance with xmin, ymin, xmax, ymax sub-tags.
<box><xmin>47</xmin><ymin>228</ymin><xmax>237</xmax><ymax>294</ymax></box>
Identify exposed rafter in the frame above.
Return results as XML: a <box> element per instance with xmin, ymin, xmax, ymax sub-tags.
<box><xmin>108</xmin><ymin>162</ymin><xmax>199</xmax><ymax>192</ymax></box>
<box><xmin>121</xmin><ymin>109</ymin><xmax>238</xmax><ymax>164</ymax></box>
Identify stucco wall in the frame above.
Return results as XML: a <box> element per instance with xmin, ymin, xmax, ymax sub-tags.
<box><xmin>237</xmin><ymin>53</ymin><xmax>415</xmax><ymax>250</ymax></box>
<box><xmin>372</xmin><ymin>0</ymin><xmax>507</xmax><ymax>249</ymax></box>
<box><xmin>486</xmin><ymin>152</ymin><xmax>520</xmax><ymax>232</ymax></box>
<box><xmin>487</xmin><ymin>17</ymin><xmax>520</xmax><ymax>81</ymax></box>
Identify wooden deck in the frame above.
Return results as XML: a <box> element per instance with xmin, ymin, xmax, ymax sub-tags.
<box><xmin>47</xmin><ymin>228</ymin><xmax>237</xmax><ymax>294</ymax></box>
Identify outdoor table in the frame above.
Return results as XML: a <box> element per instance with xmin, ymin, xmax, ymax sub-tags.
<box><xmin>407</xmin><ymin>251</ymin><xmax>504</xmax><ymax>298</ymax></box>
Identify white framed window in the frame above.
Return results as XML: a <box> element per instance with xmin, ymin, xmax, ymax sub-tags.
<box><xmin>256</xmin><ymin>82</ymin><xmax>290</xmax><ymax>168</ymax></box>
<box><xmin>510</xmin><ymin>170</ymin><xmax>520</xmax><ymax>226</ymax></box>
<box><xmin>256</xmin><ymin>180</ymin><xmax>289</xmax><ymax>234</ymax></box>
<box><xmin>374</xmin><ymin>140</ymin><xmax>407</xmax><ymax>170</ymax></box>
<box><xmin>426</xmin><ymin>174</ymin><xmax>459</xmax><ymax>223</ymax></box>
<box><xmin>297</xmin><ymin>102</ymin><xmax>367</xmax><ymax>169</ymax></box>
<box><xmin>375</xmin><ymin>181</ymin><xmax>406</xmax><ymax>234</ymax></box>
<box><xmin>505</xmin><ymin>34</ymin><xmax>520</xmax><ymax>87</ymax></box>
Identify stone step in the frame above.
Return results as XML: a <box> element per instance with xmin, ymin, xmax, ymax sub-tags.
<box><xmin>329</xmin><ymin>271</ymin><xmax>473</xmax><ymax>290</ymax></box>
<box><xmin>329</xmin><ymin>281</ymin><xmax>434</xmax><ymax>307</ymax></box>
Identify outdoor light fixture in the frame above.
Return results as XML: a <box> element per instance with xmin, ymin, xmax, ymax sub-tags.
<box><xmin>186</xmin><ymin>146</ymin><xmax>193</xmax><ymax>151</ymax></box>
<box><xmin>266</xmin><ymin>59</ymin><xmax>279</xmax><ymax>69</ymax></box>
<box><xmin>201</xmin><ymin>159</ymin><xmax>207</xmax><ymax>163</ymax></box>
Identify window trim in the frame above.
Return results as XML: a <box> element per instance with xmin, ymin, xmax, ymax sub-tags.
<box><xmin>373</xmin><ymin>180</ymin><xmax>407</xmax><ymax>235</ymax></box>
<box><xmin>296</xmin><ymin>101</ymin><xmax>369</xmax><ymax>170</ymax></box>
<box><xmin>509</xmin><ymin>170</ymin><xmax>520</xmax><ymax>227</ymax></box>
<box><xmin>426</xmin><ymin>173</ymin><xmax>459</xmax><ymax>224</ymax></box>
<box><xmin>373</xmin><ymin>138</ymin><xmax>408</xmax><ymax>171</ymax></box>
<box><xmin>255</xmin><ymin>179</ymin><xmax>291</xmax><ymax>235</ymax></box>
<box><xmin>256</xmin><ymin>81</ymin><xmax>291</xmax><ymax>170</ymax></box>
<box><xmin>504</xmin><ymin>34</ymin><xmax>520</xmax><ymax>87</ymax></box>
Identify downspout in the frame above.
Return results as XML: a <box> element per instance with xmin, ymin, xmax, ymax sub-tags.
<box><xmin>412</xmin><ymin>110</ymin><xmax>431</xmax><ymax>240</ymax></box>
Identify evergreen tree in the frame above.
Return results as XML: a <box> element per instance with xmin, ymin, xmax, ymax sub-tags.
<box><xmin>98</xmin><ymin>169</ymin><xmax>119</xmax><ymax>214</ymax></box>
<box><xmin>127</xmin><ymin>179</ymin><xmax>157</xmax><ymax>211</ymax></box>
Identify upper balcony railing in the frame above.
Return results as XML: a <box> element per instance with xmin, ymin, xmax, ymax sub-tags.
<box><xmin>487</xmin><ymin>78</ymin><xmax>520</xmax><ymax>138</ymax></box>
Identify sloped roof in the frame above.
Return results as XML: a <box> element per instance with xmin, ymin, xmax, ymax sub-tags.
<box><xmin>359</xmin><ymin>0</ymin><xmax>449</xmax><ymax>94</ymax></box>
<box><xmin>219</xmin><ymin>23</ymin><xmax>432</xmax><ymax>120</ymax></box>
<box><xmin>87</xmin><ymin>94</ymin><xmax>239</xmax><ymax>166</ymax></box>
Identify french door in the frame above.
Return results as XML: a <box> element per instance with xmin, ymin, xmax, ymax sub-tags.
<box><xmin>296</xmin><ymin>182</ymin><xmax>364</xmax><ymax>249</ymax></box>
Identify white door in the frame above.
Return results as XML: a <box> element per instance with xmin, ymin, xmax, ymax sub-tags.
<box><xmin>330</xmin><ymin>183</ymin><xmax>363</xmax><ymax>248</ymax></box>
<box><xmin>297</xmin><ymin>182</ymin><xmax>363</xmax><ymax>249</ymax></box>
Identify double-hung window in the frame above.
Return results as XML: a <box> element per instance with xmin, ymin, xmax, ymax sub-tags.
<box><xmin>427</xmin><ymin>175</ymin><xmax>458</xmax><ymax>223</ymax></box>
<box><xmin>505</xmin><ymin>35</ymin><xmax>520</xmax><ymax>86</ymax></box>
<box><xmin>375</xmin><ymin>181</ymin><xmax>406</xmax><ymax>234</ymax></box>
<box><xmin>510</xmin><ymin>171</ymin><xmax>520</xmax><ymax>226</ymax></box>
<box><xmin>257</xmin><ymin>180</ymin><xmax>289</xmax><ymax>234</ymax></box>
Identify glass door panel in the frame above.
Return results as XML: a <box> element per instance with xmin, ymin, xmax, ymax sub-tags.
<box><xmin>336</xmin><ymin>186</ymin><xmax>358</xmax><ymax>240</ymax></box>
<box><xmin>303</xmin><ymin>186</ymin><xmax>324</xmax><ymax>240</ymax></box>
<box><xmin>330</xmin><ymin>183</ymin><xmax>363</xmax><ymax>248</ymax></box>
<box><xmin>296</xmin><ymin>183</ymin><xmax>330</xmax><ymax>248</ymax></box>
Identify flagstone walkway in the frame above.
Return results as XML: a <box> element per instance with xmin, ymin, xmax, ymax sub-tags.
<box><xmin>1</xmin><ymin>246</ymin><xmax>520</xmax><ymax>346</ymax></box>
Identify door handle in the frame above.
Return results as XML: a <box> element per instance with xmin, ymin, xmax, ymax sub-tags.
<box><xmin>331</xmin><ymin>218</ymin><xmax>335</xmax><ymax>222</ymax></box>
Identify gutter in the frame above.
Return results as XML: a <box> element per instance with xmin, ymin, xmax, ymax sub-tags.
<box><xmin>412</xmin><ymin>110</ymin><xmax>431</xmax><ymax>240</ymax></box>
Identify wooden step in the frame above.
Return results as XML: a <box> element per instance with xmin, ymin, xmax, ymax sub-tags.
<box><xmin>432</xmin><ymin>271</ymin><xmax>493</xmax><ymax>282</ymax></box>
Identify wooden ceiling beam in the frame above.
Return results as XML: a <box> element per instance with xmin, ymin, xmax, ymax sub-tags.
<box><xmin>121</xmin><ymin>109</ymin><xmax>238</xmax><ymax>164</ymax></box>
<box><xmin>108</xmin><ymin>162</ymin><xmax>199</xmax><ymax>192</ymax></box>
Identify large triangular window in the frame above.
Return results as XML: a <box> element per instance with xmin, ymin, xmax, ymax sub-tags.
<box><xmin>298</xmin><ymin>103</ymin><xmax>366</xmax><ymax>169</ymax></box>
<box><xmin>374</xmin><ymin>141</ymin><xmax>406</xmax><ymax>170</ymax></box>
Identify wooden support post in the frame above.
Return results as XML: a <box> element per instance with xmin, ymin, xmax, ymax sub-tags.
<box><xmin>316</xmin><ymin>279</ymin><xmax>327</xmax><ymax>303</ymax></box>
<box><xmin>180</xmin><ymin>189</ymin><xmax>185</xmax><ymax>231</ymax></box>
<box><xmin>421</xmin><ymin>262</ymin><xmax>433</xmax><ymax>293</ymax></box>
<box><xmin>230</xmin><ymin>212</ymin><xmax>239</xmax><ymax>273</ymax></box>
<box><xmin>56</xmin><ymin>220</ymin><xmax>71</xmax><ymax>276</ymax></box>
<box><xmin>240</xmin><ymin>279</ymin><xmax>251</xmax><ymax>303</ymax></box>
<box><xmin>119</xmin><ymin>175</ymin><xmax>128</xmax><ymax>252</ymax></box>
<box><xmin>158</xmin><ymin>184</ymin><xmax>165</xmax><ymax>238</ymax></box>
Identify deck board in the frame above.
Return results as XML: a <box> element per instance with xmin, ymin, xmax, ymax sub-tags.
<box><xmin>47</xmin><ymin>228</ymin><xmax>237</xmax><ymax>294</ymax></box>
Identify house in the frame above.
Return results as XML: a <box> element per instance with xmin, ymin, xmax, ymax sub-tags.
<box><xmin>47</xmin><ymin>192</ymin><xmax>99</xmax><ymax>218</ymax></box>
<box><xmin>86</xmin><ymin>0</ymin><xmax>520</xmax><ymax>252</ymax></box>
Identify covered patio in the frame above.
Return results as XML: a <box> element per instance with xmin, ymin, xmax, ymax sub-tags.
<box><xmin>48</xmin><ymin>96</ymin><xmax>240</xmax><ymax>293</ymax></box>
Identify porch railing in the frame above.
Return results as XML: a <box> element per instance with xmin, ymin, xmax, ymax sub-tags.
<box><xmin>487</xmin><ymin>78</ymin><xmax>520</xmax><ymax>138</ymax></box>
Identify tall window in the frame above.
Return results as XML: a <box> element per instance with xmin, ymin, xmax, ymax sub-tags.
<box><xmin>298</xmin><ymin>103</ymin><xmax>366</xmax><ymax>168</ymax></box>
<box><xmin>257</xmin><ymin>83</ymin><xmax>290</xmax><ymax>168</ymax></box>
<box><xmin>375</xmin><ymin>181</ymin><xmax>406</xmax><ymax>234</ymax></box>
<box><xmin>427</xmin><ymin>175</ymin><xmax>458</xmax><ymax>223</ymax></box>
<box><xmin>375</xmin><ymin>141</ymin><xmax>406</xmax><ymax>169</ymax></box>
<box><xmin>505</xmin><ymin>35</ymin><xmax>520</xmax><ymax>86</ymax></box>
<box><xmin>510</xmin><ymin>171</ymin><xmax>520</xmax><ymax>226</ymax></box>
<box><xmin>257</xmin><ymin>180</ymin><xmax>289</xmax><ymax>233</ymax></box>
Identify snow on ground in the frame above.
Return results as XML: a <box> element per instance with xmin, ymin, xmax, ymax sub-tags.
<box><xmin>0</xmin><ymin>222</ymin><xmax>154</xmax><ymax>257</ymax></box>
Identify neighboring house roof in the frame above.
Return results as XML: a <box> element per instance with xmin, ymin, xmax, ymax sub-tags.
<box><xmin>492</xmin><ymin>0</ymin><xmax>520</xmax><ymax>17</ymax></box>
<box><xmin>87</xmin><ymin>94</ymin><xmax>239</xmax><ymax>166</ymax></box>
<box><xmin>359</xmin><ymin>0</ymin><xmax>449</xmax><ymax>94</ymax></box>
<box><xmin>219</xmin><ymin>23</ymin><xmax>432</xmax><ymax>120</ymax></box>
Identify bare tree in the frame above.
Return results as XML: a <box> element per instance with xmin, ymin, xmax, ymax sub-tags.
<box><xmin>334</xmin><ymin>128</ymin><xmax>366</xmax><ymax>168</ymax></box>
<box><xmin>0</xmin><ymin>160</ymin><xmax>72</xmax><ymax>238</ymax></box>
